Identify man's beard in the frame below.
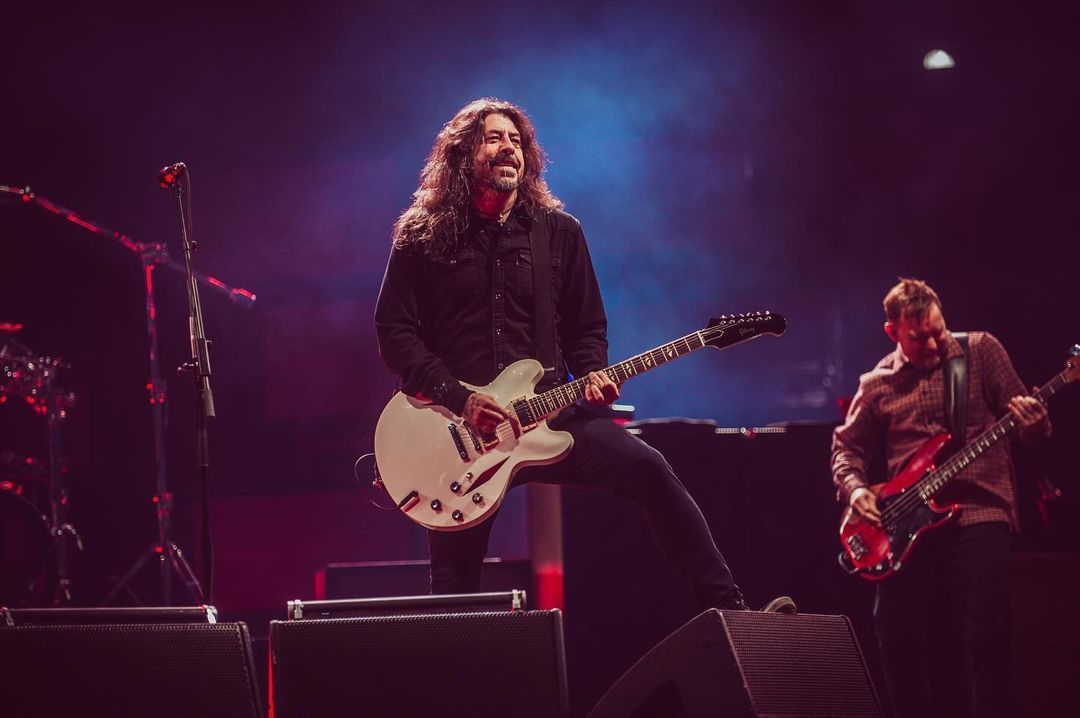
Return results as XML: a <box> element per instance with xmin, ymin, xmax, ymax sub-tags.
<box><xmin>489</xmin><ymin>174</ymin><xmax>520</xmax><ymax>192</ymax></box>
<box><xmin>485</xmin><ymin>153</ymin><xmax>521</xmax><ymax>193</ymax></box>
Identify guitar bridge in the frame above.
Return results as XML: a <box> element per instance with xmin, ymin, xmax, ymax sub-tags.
<box><xmin>846</xmin><ymin>533</ymin><xmax>868</xmax><ymax>560</ymax></box>
<box><xmin>461</xmin><ymin>421</ymin><xmax>483</xmax><ymax>453</ymax></box>
<box><xmin>447</xmin><ymin>424</ymin><xmax>469</xmax><ymax>462</ymax></box>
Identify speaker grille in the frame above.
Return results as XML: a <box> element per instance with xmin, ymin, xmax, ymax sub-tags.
<box><xmin>0</xmin><ymin>622</ymin><xmax>262</xmax><ymax>718</ymax></box>
<box><xmin>272</xmin><ymin>610</ymin><xmax>567</xmax><ymax>717</ymax></box>
<box><xmin>722</xmin><ymin>611</ymin><xmax>880</xmax><ymax>717</ymax></box>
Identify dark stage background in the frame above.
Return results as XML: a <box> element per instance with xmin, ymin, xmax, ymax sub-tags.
<box><xmin>3</xmin><ymin>0</ymin><xmax>1078</xmax><ymax>713</ymax></box>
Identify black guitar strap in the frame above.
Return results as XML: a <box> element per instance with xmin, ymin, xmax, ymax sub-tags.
<box><xmin>944</xmin><ymin>332</ymin><xmax>969</xmax><ymax>451</ymax></box>
<box><xmin>529</xmin><ymin>211</ymin><xmax>562</xmax><ymax>390</ymax></box>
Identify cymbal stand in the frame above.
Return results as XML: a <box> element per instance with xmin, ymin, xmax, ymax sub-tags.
<box><xmin>44</xmin><ymin>360</ymin><xmax>80</xmax><ymax>604</ymax></box>
<box><xmin>103</xmin><ymin>241</ymin><xmax>205</xmax><ymax>605</ymax></box>
<box><xmin>0</xmin><ymin>183</ymin><xmax>256</xmax><ymax>605</ymax></box>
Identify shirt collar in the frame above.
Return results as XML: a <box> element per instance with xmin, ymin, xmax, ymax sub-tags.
<box><xmin>890</xmin><ymin>330</ymin><xmax>964</xmax><ymax>371</ymax></box>
<box><xmin>470</xmin><ymin>202</ymin><xmax>531</xmax><ymax>225</ymax></box>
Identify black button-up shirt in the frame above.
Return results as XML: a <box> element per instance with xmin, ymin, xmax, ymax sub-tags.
<box><xmin>375</xmin><ymin>206</ymin><xmax>608</xmax><ymax>416</ymax></box>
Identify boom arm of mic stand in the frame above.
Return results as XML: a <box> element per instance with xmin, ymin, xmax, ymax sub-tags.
<box><xmin>163</xmin><ymin>254</ymin><xmax>256</xmax><ymax>307</ymax></box>
<box><xmin>1</xmin><ymin>184</ymin><xmax>257</xmax><ymax>307</ymax></box>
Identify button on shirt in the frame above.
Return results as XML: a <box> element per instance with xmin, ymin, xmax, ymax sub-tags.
<box><xmin>375</xmin><ymin>206</ymin><xmax>608</xmax><ymax>416</ymax></box>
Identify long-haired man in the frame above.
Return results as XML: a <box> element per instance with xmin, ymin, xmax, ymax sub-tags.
<box><xmin>376</xmin><ymin>98</ymin><xmax>794</xmax><ymax>613</ymax></box>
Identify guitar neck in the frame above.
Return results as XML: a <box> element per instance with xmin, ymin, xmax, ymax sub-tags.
<box><xmin>526</xmin><ymin>330</ymin><xmax>709</xmax><ymax>420</ymax></box>
<box><xmin>920</xmin><ymin>369</ymin><xmax>1068</xmax><ymax>497</ymax></box>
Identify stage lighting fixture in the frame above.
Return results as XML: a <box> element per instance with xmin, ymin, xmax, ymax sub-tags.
<box><xmin>923</xmin><ymin>49</ymin><xmax>955</xmax><ymax>70</ymax></box>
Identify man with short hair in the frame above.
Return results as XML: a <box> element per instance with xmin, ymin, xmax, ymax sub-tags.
<box><xmin>375</xmin><ymin>97</ymin><xmax>794</xmax><ymax>613</ymax></box>
<box><xmin>832</xmin><ymin>277</ymin><xmax>1050</xmax><ymax>718</ymax></box>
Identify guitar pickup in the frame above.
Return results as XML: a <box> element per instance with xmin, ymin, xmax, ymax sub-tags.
<box><xmin>513</xmin><ymin>398</ymin><xmax>535</xmax><ymax>427</ymax></box>
<box><xmin>448</xmin><ymin>424</ymin><xmax>469</xmax><ymax>462</ymax></box>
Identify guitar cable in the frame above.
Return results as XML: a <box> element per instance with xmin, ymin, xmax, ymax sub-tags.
<box><xmin>354</xmin><ymin>453</ymin><xmax>405</xmax><ymax>512</ymax></box>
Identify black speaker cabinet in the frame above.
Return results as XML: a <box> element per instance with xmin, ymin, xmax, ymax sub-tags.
<box><xmin>588</xmin><ymin>609</ymin><xmax>882</xmax><ymax>718</ymax></box>
<box><xmin>0</xmin><ymin>621</ymin><xmax>262</xmax><ymax>718</ymax></box>
<box><xmin>317</xmin><ymin>557</ymin><xmax>533</xmax><ymax>600</ymax></box>
<box><xmin>270</xmin><ymin>609</ymin><xmax>568</xmax><ymax>717</ymax></box>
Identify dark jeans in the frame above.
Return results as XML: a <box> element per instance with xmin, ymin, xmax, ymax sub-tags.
<box><xmin>428</xmin><ymin>404</ymin><xmax>740</xmax><ymax>608</ymax></box>
<box><xmin>874</xmin><ymin>521</ymin><xmax>1013</xmax><ymax>718</ymax></box>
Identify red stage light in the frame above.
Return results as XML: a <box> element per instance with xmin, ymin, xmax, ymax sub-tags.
<box><xmin>534</xmin><ymin>565</ymin><xmax>565</xmax><ymax>611</ymax></box>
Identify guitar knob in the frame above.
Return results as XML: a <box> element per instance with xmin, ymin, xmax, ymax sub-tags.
<box><xmin>452</xmin><ymin>510</ymin><xmax>463</xmax><ymax>521</ymax></box>
<box><xmin>472</xmin><ymin>493</ymin><xmax>483</xmax><ymax>504</ymax></box>
<box><xmin>450</xmin><ymin>481</ymin><xmax>462</xmax><ymax>493</ymax></box>
<box><xmin>464</xmin><ymin>472</ymin><xmax>474</xmax><ymax>480</ymax></box>
<box><xmin>430</xmin><ymin>499</ymin><xmax>441</xmax><ymax>511</ymax></box>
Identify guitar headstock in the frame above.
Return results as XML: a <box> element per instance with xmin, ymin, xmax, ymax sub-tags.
<box><xmin>1065</xmin><ymin>344</ymin><xmax>1080</xmax><ymax>384</ymax></box>
<box><xmin>703</xmin><ymin>312</ymin><xmax>787</xmax><ymax>350</ymax></box>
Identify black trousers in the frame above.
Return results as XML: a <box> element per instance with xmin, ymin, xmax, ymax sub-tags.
<box><xmin>873</xmin><ymin>521</ymin><xmax>1013</xmax><ymax>718</ymax></box>
<box><xmin>428</xmin><ymin>404</ymin><xmax>740</xmax><ymax>609</ymax></box>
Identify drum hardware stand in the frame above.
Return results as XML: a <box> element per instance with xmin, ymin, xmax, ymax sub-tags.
<box><xmin>44</xmin><ymin>363</ymin><xmax>80</xmax><ymax>604</ymax></box>
<box><xmin>1</xmin><ymin>183</ymin><xmax>255</xmax><ymax>606</ymax></box>
<box><xmin>102</xmin><ymin>239</ymin><xmax>203</xmax><ymax>606</ymax></box>
<box><xmin>1</xmin><ymin>330</ymin><xmax>79</xmax><ymax>605</ymax></box>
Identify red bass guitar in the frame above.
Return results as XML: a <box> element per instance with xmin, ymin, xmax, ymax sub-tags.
<box><xmin>839</xmin><ymin>344</ymin><xmax>1079</xmax><ymax>581</ymax></box>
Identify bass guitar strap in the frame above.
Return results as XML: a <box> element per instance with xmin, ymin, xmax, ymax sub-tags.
<box><xmin>944</xmin><ymin>332</ymin><xmax>969</xmax><ymax>452</ymax></box>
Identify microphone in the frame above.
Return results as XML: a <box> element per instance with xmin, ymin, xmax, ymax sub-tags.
<box><xmin>157</xmin><ymin>162</ymin><xmax>186</xmax><ymax>188</ymax></box>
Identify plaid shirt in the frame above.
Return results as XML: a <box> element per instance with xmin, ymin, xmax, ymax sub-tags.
<box><xmin>832</xmin><ymin>331</ymin><xmax>1041</xmax><ymax>530</ymax></box>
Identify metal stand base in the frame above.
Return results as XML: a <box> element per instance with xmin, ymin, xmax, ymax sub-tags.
<box><xmin>102</xmin><ymin>542</ymin><xmax>203</xmax><ymax>606</ymax></box>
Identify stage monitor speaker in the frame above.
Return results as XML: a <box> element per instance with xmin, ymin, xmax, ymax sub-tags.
<box><xmin>588</xmin><ymin>609</ymin><xmax>882</xmax><ymax>718</ymax></box>
<box><xmin>270</xmin><ymin>609</ymin><xmax>568</xmax><ymax>717</ymax></box>
<box><xmin>0</xmin><ymin>620</ymin><xmax>262</xmax><ymax>718</ymax></box>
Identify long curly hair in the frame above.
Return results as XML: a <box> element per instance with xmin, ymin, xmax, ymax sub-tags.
<box><xmin>392</xmin><ymin>98</ymin><xmax>564</xmax><ymax>258</ymax></box>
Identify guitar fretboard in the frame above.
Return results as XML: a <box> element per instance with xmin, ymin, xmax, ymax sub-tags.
<box><xmin>523</xmin><ymin>330</ymin><xmax>710</xmax><ymax>420</ymax></box>
<box><xmin>917</xmin><ymin>369</ymin><xmax>1070</xmax><ymax>500</ymax></box>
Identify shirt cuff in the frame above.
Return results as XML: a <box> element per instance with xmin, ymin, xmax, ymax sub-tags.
<box><xmin>444</xmin><ymin>385</ymin><xmax>474</xmax><ymax>417</ymax></box>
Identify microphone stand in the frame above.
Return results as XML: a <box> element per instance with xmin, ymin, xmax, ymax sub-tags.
<box><xmin>1</xmin><ymin>183</ymin><xmax>255</xmax><ymax>606</ymax></box>
<box><xmin>168</xmin><ymin>167</ymin><xmax>217</xmax><ymax>605</ymax></box>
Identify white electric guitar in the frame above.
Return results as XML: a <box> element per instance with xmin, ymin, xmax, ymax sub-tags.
<box><xmin>373</xmin><ymin>312</ymin><xmax>787</xmax><ymax>531</ymax></box>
